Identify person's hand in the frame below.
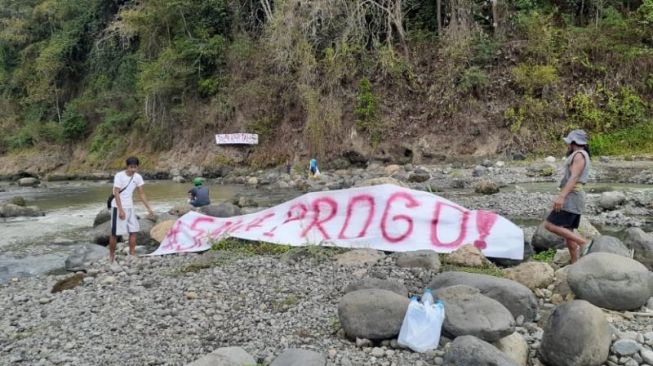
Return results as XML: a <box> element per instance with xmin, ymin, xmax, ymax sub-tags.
<box><xmin>553</xmin><ymin>195</ymin><xmax>564</xmax><ymax>212</ymax></box>
<box><xmin>119</xmin><ymin>209</ymin><xmax>126</xmax><ymax>220</ymax></box>
<box><xmin>147</xmin><ymin>209</ymin><xmax>156</xmax><ymax>221</ymax></box>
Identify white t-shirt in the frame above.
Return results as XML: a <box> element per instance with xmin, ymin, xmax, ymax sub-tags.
<box><xmin>111</xmin><ymin>171</ymin><xmax>144</xmax><ymax>208</ymax></box>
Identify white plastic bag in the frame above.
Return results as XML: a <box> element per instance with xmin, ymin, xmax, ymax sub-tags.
<box><xmin>397</xmin><ymin>296</ymin><xmax>445</xmax><ymax>352</ymax></box>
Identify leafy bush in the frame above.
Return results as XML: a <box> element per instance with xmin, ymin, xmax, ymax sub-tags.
<box><xmin>591</xmin><ymin>122</ymin><xmax>653</xmax><ymax>155</ymax></box>
<box><xmin>512</xmin><ymin>64</ymin><xmax>559</xmax><ymax>95</ymax></box>
<box><xmin>355</xmin><ymin>78</ymin><xmax>384</xmax><ymax>145</ymax></box>
<box><xmin>532</xmin><ymin>248</ymin><xmax>556</xmax><ymax>262</ymax></box>
<box><xmin>459</xmin><ymin>66</ymin><xmax>490</xmax><ymax>95</ymax></box>
<box><xmin>61</xmin><ymin>104</ymin><xmax>88</xmax><ymax>141</ymax></box>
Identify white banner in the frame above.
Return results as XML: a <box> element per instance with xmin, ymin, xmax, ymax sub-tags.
<box><xmin>215</xmin><ymin>133</ymin><xmax>258</xmax><ymax>145</ymax></box>
<box><xmin>151</xmin><ymin>184</ymin><xmax>524</xmax><ymax>259</ymax></box>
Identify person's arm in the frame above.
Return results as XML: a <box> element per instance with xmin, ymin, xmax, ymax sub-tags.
<box><xmin>113</xmin><ymin>186</ymin><xmax>125</xmax><ymax>220</ymax></box>
<box><xmin>554</xmin><ymin>153</ymin><xmax>586</xmax><ymax>212</ymax></box>
<box><xmin>137</xmin><ymin>185</ymin><xmax>155</xmax><ymax>218</ymax></box>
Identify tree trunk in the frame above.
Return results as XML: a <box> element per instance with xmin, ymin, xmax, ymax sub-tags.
<box><xmin>436</xmin><ymin>0</ymin><xmax>442</xmax><ymax>34</ymax></box>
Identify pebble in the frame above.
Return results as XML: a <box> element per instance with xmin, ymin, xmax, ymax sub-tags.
<box><xmin>38</xmin><ymin>297</ymin><xmax>51</xmax><ymax>305</ymax></box>
<box><xmin>613</xmin><ymin>339</ymin><xmax>641</xmax><ymax>356</ymax></box>
<box><xmin>100</xmin><ymin>276</ymin><xmax>116</xmax><ymax>285</ymax></box>
<box><xmin>642</xmin><ymin>349</ymin><xmax>653</xmax><ymax>364</ymax></box>
<box><xmin>371</xmin><ymin>348</ymin><xmax>385</xmax><ymax>357</ymax></box>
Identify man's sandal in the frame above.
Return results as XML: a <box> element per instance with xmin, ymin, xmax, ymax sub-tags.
<box><xmin>580</xmin><ymin>239</ymin><xmax>594</xmax><ymax>257</ymax></box>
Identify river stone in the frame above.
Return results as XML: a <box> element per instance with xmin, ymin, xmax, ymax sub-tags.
<box><xmin>200</xmin><ymin>203</ymin><xmax>241</xmax><ymax>218</ymax></box>
<box><xmin>532</xmin><ymin>218</ymin><xmax>600</xmax><ymax>251</ymax></box>
<box><xmin>92</xmin><ymin>221</ymin><xmax>113</xmax><ymax>246</ymax></box>
<box><xmin>172</xmin><ymin>176</ymin><xmax>185</xmax><ymax>184</ymax></box>
<box><xmin>8</xmin><ymin>196</ymin><xmax>26</xmax><ymax>206</ymax></box>
<box><xmin>623</xmin><ymin>228</ymin><xmax>653</xmax><ymax>269</ymax></box>
<box><xmin>270</xmin><ymin>349</ymin><xmax>326</xmax><ymax>366</ymax></box>
<box><xmin>552</xmin><ymin>267</ymin><xmax>572</xmax><ymax>298</ymax></box>
<box><xmin>589</xmin><ymin>235</ymin><xmax>631</xmax><ymax>257</ymax></box>
<box><xmin>343</xmin><ymin>278</ymin><xmax>408</xmax><ymax>297</ymax></box>
<box><xmin>429</xmin><ymin>271</ymin><xmax>538</xmax><ymax>321</ymax></box>
<box><xmin>136</xmin><ymin>218</ymin><xmax>156</xmax><ymax>245</ymax></box>
<box><xmin>186</xmin><ymin>346</ymin><xmax>256</xmax><ymax>366</ymax></box>
<box><xmin>444</xmin><ymin>335</ymin><xmax>519</xmax><ymax>366</ymax></box>
<box><xmin>0</xmin><ymin>253</ymin><xmax>67</xmax><ymax>284</ymax></box>
<box><xmin>18</xmin><ymin>177</ymin><xmax>40</xmax><ymax>187</ymax></box>
<box><xmin>384</xmin><ymin>164</ymin><xmax>402</xmax><ymax>176</ymax></box>
<box><xmin>51</xmin><ymin>273</ymin><xmax>84</xmax><ymax>293</ymax></box>
<box><xmin>503</xmin><ymin>262</ymin><xmax>554</xmax><ymax>290</ymax></box>
<box><xmin>150</xmin><ymin>220</ymin><xmax>176</xmax><ymax>243</ymax></box>
<box><xmin>568</xmin><ymin>253</ymin><xmax>651</xmax><ymax>310</ymax></box>
<box><xmin>612</xmin><ymin>339</ymin><xmax>641</xmax><ymax>356</ymax></box>
<box><xmin>493</xmin><ymin>332</ymin><xmax>529</xmax><ymax>366</ymax></box>
<box><xmin>434</xmin><ymin>285</ymin><xmax>515</xmax><ymax>342</ymax></box>
<box><xmin>169</xmin><ymin>204</ymin><xmax>192</xmax><ymax>216</ymax></box>
<box><xmin>553</xmin><ymin>248</ymin><xmax>571</xmax><ymax>266</ymax></box>
<box><xmin>392</xmin><ymin>250</ymin><xmax>441</xmax><ymax>271</ymax></box>
<box><xmin>338</xmin><ymin>289</ymin><xmax>410</xmax><ymax>340</ymax></box>
<box><xmin>0</xmin><ymin>203</ymin><xmax>44</xmax><ymax>218</ymax></box>
<box><xmin>335</xmin><ymin>249</ymin><xmax>385</xmax><ymax>266</ymax></box>
<box><xmin>540</xmin><ymin>300</ymin><xmax>610</xmax><ymax>366</ymax></box>
<box><xmin>408</xmin><ymin>169</ymin><xmax>430</xmax><ymax>183</ymax></box>
<box><xmin>474</xmin><ymin>180</ymin><xmax>500</xmax><ymax>195</ymax></box>
<box><xmin>355</xmin><ymin>177</ymin><xmax>407</xmax><ymax>188</ymax></box>
<box><xmin>472</xmin><ymin>165</ymin><xmax>488</xmax><ymax>177</ymax></box>
<box><xmin>445</xmin><ymin>244</ymin><xmax>491</xmax><ymax>267</ymax></box>
<box><xmin>599</xmin><ymin>191</ymin><xmax>626</xmax><ymax>210</ymax></box>
<box><xmin>93</xmin><ymin>208</ymin><xmax>111</xmax><ymax>227</ymax></box>
<box><xmin>65</xmin><ymin>244</ymin><xmax>109</xmax><ymax>271</ymax></box>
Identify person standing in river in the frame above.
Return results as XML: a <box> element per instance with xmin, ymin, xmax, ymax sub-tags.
<box><xmin>543</xmin><ymin>129</ymin><xmax>593</xmax><ymax>264</ymax></box>
<box><xmin>109</xmin><ymin>156</ymin><xmax>155</xmax><ymax>262</ymax></box>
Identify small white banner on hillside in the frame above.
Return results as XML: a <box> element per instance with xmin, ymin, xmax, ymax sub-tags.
<box><xmin>215</xmin><ymin>133</ymin><xmax>258</xmax><ymax>145</ymax></box>
<box><xmin>151</xmin><ymin>184</ymin><xmax>524</xmax><ymax>259</ymax></box>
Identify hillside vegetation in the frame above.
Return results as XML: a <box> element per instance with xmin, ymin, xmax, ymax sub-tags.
<box><xmin>1</xmin><ymin>0</ymin><xmax>653</xmax><ymax>170</ymax></box>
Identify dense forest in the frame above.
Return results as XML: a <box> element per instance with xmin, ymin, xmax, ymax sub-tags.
<box><xmin>0</xmin><ymin>0</ymin><xmax>652</xmax><ymax>171</ymax></box>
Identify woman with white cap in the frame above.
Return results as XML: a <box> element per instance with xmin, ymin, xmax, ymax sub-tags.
<box><xmin>543</xmin><ymin>129</ymin><xmax>593</xmax><ymax>263</ymax></box>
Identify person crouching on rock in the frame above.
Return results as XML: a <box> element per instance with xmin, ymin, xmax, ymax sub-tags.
<box><xmin>109</xmin><ymin>156</ymin><xmax>155</xmax><ymax>262</ymax></box>
<box><xmin>188</xmin><ymin>177</ymin><xmax>211</xmax><ymax>208</ymax></box>
<box><xmin>543</xmin><ymin>129</ymin><xmax>593</xmax><ymax>263</ymax></box>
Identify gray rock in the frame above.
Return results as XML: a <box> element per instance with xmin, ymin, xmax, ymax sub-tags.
<box><xmin>65</xmin><ymin>244</ymin><xmax>109</xmax><ymax>271</ymax></box>
<box><xmin>0</xmin><ymin>253</ymin><xmax>67</xmax><ymax>284</ymax></box>
<box><xmin>392</xmin><ymin>250</ymin><xmax>441</xmax><ymax>271</ymax></box>
<box><xmin>599</xmin><ymin>191</ymin><xmax>626</xmax><ymax>210</ymax></box>
<box><xmin>0</xmin><ymin>203</ymin><xmax>44</xmax><ymax>218</ymax></box>
<box><xmin>200</xmin><ymin>203</ymin><xmax>241</xmax><ymax>218</ymax></box>
<box><xmin>539</xmin><ymin>300</ymin><xmax>611</xmax><ymax>366</ymax></box>
<box><xmin>343</xmin><ymin>278</ymin><xmax>408</xmax><ymax>297</ymax></box>
<box><xmin>443</xmin><ymin>335</ymin><xmax>519</xmax><ymax>366</ymax></box>
<box><xmin>91</xmin><ymin>221</ymin><xmax>114</xmax><ymax>246</ymax></box>
<box><xmin>474</xmin><ymin>180</ymin><xmax>500</xmax><ymax>195</ymax></box>
<box><xmin>429</xmin><ymin>272</ymin><xmax>538</xmax><ymax>321</ymax></box>
<box><xmin>568</xmin><ymin>253</ymin><xmax>651</xmax><ymax>311</ymax></box>
<box><xmin>172</xmin><ymin>176</ymin><xmax>185</xmax><ymax>184</ymax></box>
<box><xmin>270</xmin><ymin>349</ymin><xmax>326</xmax><ymax>366</ymax></box>
<box><xmin>641</xmin><ymin>349</ymin><xmax>653</xmax><ymax>364</ymax></box>
<box><xmin>338</xmin><ymin>289</ymin><xmax>410</xmax><ymax>340</ymax></box>
<box><xmin>136</xmin><ymin>218</ymin><xmax>156</xmax><ymax>245</ymax></box>
<box><xmin>93</xmin><ymin>209</ymin><xmax>111</xmax><ymax>227</ymax></box>
<box><xmin>589</xmin><ymin>235</ymin><xmax>632</xmax><ymax>257</ymax></box>
<box><xmin>434</xmin><ymin>285</ymin><xmax>515</xmax><ymax>342</ymax></box>
<box><xmin>18</xmin><ymin>177</ymin><xmax>40</xmax><ymax>187</ymax></box>
<box><xmin>623</xmin><ymin>228</ymin><xmax>653</xmax><ymax>270</ymax></box>
<box><xmin>493</xmin><ymin>332</ymin><xmax>528</xmax><ymax>366</ymax></box>
<box><xmin>473</xmin><ymin>165</ymin><xmax>488</xmax><ymax>177</ymax></box>
<box><xmin>612</xmin><ymin>339</ymin><xmax>640</xmax><ymax>356</ymax></box>
<box><xmin>408</xmin><ymin>169</ymin><xmax>430</xmax><ymax>183</ymax></box>
<box><xmin>532</xmin><ymin>222</ymin><xmax>565</xmax><ymax>251</ymax></box>
<box><xmin>186</xmin><ymin>346</ymin><xmax>256</xmax><ymax>366</ymax></box>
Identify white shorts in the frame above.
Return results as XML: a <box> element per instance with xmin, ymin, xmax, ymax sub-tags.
<box><xmin>111</xmin><ymin>208</ymin><xmax>140</xmax><ymax>236</ymax></box>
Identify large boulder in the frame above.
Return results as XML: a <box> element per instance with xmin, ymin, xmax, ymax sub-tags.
<box><xmin>0</xmin><ymin>203</ymin><xmax>44</xmax><ymax>218</ymax></box>
<box><xmin>270</xmin><ymin>349</ymin><xmax>325</xmax><ymax>366</ymax></box>
<box><xmin>186</xmin><ymin>346</ymin><xmax>256</xmax><ymax>366</ymax></box>
<box><xmin>588</xmin><ymin>235</ymin><xmax>632</xmax><ymax>257</ymax></box>
<box><xmin>168</xmin><ymin>204</ymin><xmax>192</xmax><ymax>216</ymax></box>
<box><xmin>532</xmin><ymin>218</ymin><xmax>600</xmax><ymax>251</ymax></box>
<box><xmin>429</xmin><ymin>272</ymin><xmax>538</xmax><ymax>321</ymax></box>
<box><xmin>567</xmin><ymin>252</ymin><xmax>651</xmax><ymax>310</ymax></box>
<box><xmin>503</xmin><ymin>262</ymin><xmax>554</xmax><ymax>290</ymax></box>
<box><xmin>65</xmin><ymin>244</ymin><xmax>109</xmax><ymax>272</ymax></box>
<box><xmin>91</xmin><ymin>221</ymin><xmax>113</xmax><ymax>246</ymax></box>
<box><xmin>623</xmin><ymin>228</ymin><xmax>653</xmax><ymax>269</ymax></box>
<box><xmin>474</xmin><ymin>180</ymin><xmax>500</xmax><ymax>195</ymax></box>
<box><xmin>445</xmin><ymin>244</ymin><xmax>491</xmax><ymax>267</ymax></box>
<box><xmin>392</xmin><ymin>250</ymin><xmax>441</xmax><ymax>271</ymax></box>
<box><xmin>343</xmin><ymin>278</ymin><xmax>408</xmax><ymax>297</ymax></box>
<box><xmin>493</xmin><ymin>332</ymin><xmax>529</xmax><ymax>366</ymax></box>
<box><xmin>434</xmin><ymin>285</ymin><xmax>515</xmax><ymax>342</ymax></box>
<box><xmin>539</xmin><ymin>300</ymin><xmax>611</xmax><ymax>366</ymax></box>
<box><xmin>136</xmin><ymin>218</ymin><xmax>156</xmax><ymax>245</ymax></box>
<box><xmin>93</xmin><ymin>208</ymin><xmax>111</xmax><ymax>227</ymax></box>
<box><xmin>150</xmin><ymin>220</ymin><xmax>176</xmax><ymax>243</ymax></box>
<box><xmin>444</xmin><ymin>335</ymin><xmax>519</xmax><ymax>366</ymax></box>
<box><xmin>0</xmin><ymin>253</ymin><xmax>67</xmax><ymax>284</ymax></box>
<box><xmin>338</xmin><ymin>289</ymin><xmax>410</xmax><ymax>340</ymax></box>
<box><xmin>551</xmin><ymin>267</ymin><xmax>573</xmax><ymax>299</ymax></box>
<box><xmin>599</xmin><ymin>191</ymin><xmax>626</xmax><ymax>210</ymax></box>
<box><xmin>200</xmin><ymin>203</ymin><xmax>241</xmax><ymax>218</ymax></box>
<box><xmin>18</xmin><ymin>177</ymin><xmax>40</xmax><ymax>187</ymax></box>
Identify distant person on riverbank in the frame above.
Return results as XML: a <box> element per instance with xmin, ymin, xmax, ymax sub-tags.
<box><xmin>309</xmin><ymin>158</ymin><xmax>320</xmax><ymax>178</ymax></box>
<box><xmin>543</xmin><ymin>130</ymin><xmax>593</xmax><ymax>263</ymax></box>
<box><xmin>188</xmin><ymin>177</ymin><xmax>210</xmax><ymax>208</ymax></box>
<box><xmin>109</xmin><ymin>156</ymin><xmax>155</xmax><ymax>262</ymax></box>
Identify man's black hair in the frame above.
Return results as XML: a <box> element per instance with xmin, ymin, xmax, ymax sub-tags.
<box><xmin>125</xmin><ymin>156</ymin><xmax>140</xmax><ymax>166</ymax></box>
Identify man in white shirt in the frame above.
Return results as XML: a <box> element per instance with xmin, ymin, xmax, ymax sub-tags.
<box><xmin>109</xmin><ymin>156</ymin><xmax>155</xmax><ymax>262</ymax></box>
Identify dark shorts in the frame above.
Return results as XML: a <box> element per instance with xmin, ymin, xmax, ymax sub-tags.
<box><xmin>547</xmin><ymin>210</ymin><xmax>581</xmax><ymax>229</ymax></box>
